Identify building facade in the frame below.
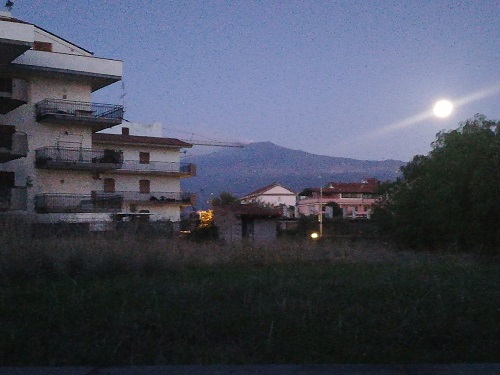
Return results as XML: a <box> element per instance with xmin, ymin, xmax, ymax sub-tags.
<box><xmin>297</xmin><ymin>178</ymin><xmax>380</xmax><ymax>219</ymax></box>
<box><xmin>94</xmin><ymin>123</ymin><xmax>195</xmax><ymax>223</ymax></box>
<box><xmin>0</xmin><ymin>12</ymin><xmax>194</xmax><ymax>229</ymax></box>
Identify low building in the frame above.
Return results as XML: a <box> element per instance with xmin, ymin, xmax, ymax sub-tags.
<box><xmin>213</xmin><ymin>203</ymin><xmax>281</xmax><ymax>243</ymax></box>
<box><xmin>297</xmin><ymin>178</ymin><xmax>380</xmax><ymax>219</ymax></box>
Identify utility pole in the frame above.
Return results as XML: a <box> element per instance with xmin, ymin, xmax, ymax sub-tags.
<box><xmin>319</xmin><ymin>186</ymin><xmax>323</xmax><ymax>238</ymax></box>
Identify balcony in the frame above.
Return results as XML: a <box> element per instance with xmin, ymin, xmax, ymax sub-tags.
<box><xmin>35</xmin><ymin>99</ymin><xmax>124</xmax><ymax>131</ymax></box>
<box><xmin>35</xmin><ymin>147</ymin><xmax>123</xmax><ymax>171</ymax></box>
<box><xmin>35</xmin><ymin>193</ymin><xmax>123</xmax><ymax>214</ymax></box>
<box><xmin>0</xmin><ymin>78</ymin><xmax>28</xmax><ymax>114</ymax></box>
<box><xmin>7</xmin><ymin>49</ymin><xmax>122</xmax><ymax>91</ymax></box>
<box><xmin>112</xmin><ymin>161</ymin><xmax>196</xmax><ymax>177</ymax></box>
<box><xmin>0</xmin><ymin>18</ymin><xmax>34</xmax><ymax>64</ymax></box>
<box><xmin>0</xmin><ymin>187</ymin><xmax>27</xmax><ymax>211</ymax></box>
<box><xmin>96</xmin><ymin>191</ymin><xmax>195</xmax><ymax>206</ymax></box>
<box><xmin>0</xmin><ymin>130</ymin><xmax>28</xmax><ymax>162</ymax></box>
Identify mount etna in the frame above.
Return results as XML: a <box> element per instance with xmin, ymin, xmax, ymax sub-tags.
<box><xmin>181</xmin><ymin>142</ymin><xmax>405</xmax><ymax>209</ymax></box>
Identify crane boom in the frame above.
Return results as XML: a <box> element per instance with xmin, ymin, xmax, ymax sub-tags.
<box><xmin>180</xmin><ymin>139</ymin><xmax>245</xmax><ymax>148</ymax></box>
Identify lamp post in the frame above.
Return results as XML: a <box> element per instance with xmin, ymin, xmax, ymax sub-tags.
<box><xmin>318</xmin><ymin>186</ymin><xmax>323</xmax><ymax>238</ymax></box>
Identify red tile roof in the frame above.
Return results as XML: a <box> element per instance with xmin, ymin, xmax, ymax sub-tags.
<box><xmin>305</xmin><ymin>178</ymin><xmax>380</xmax><ymax>195</ymax></box>
<box><xmin>93</xmin><ymin>133</ymin><xmax>192</xmax><ymax>148</ymax></box>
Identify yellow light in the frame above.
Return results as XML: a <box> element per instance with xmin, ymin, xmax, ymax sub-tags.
<box><xmin>198</xmin><ymin>210</ymin><xmax>214</xmax><ymax>227</ymax></box>
<box><xmin>310</xmin><ymin>232</ymin><xmax>319</xmax><ymax>239</ymax></box>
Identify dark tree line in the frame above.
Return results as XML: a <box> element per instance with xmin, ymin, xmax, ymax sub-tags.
<box><xmin>375</xmin><ymin>114</ymin><xmax>499</xmax><ymax>254</ymax></box>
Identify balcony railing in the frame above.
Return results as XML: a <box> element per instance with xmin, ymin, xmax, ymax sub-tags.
<box><xmin>0</xmin><ymin>131</ymin><xmax>28</xmax><ymax>162</ymax></box>
<box><xmin>115</xmin><ymin>161</ymin><xmax>196</xmax><ymax>176</ymax></box>
<box><xmin>35</xmin><ymin>147</ymin><xmax>123</xmax><ymax>171</ymax></box>
<box><xmin>0</xmin><ymin>187</ymin><xmax>27</xmax><ymax>211</ymax></box>
<box><xmin>35</xmin><ymin>193</ymin><xmax>123</xmax><ymax>214</ymax></box>
<box><xmin>35</xmin><ymin>99</ymin><xmax>124</xmax><ymax>131</ymax></box>
<box><xmin>95</xmin><ymin>191</ymin><xmax>194</xmax><ymax>205</ymax></box>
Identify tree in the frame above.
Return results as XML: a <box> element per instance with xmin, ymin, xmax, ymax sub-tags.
<box><xmin>375</xmin><ymin>114</ymin><xmax>499</xmax><ymax>254</ymax></box>
<box><xmin>211</xmin><ymin>192</ymin><xmax>239</xmax><ymax>206</ymax></box>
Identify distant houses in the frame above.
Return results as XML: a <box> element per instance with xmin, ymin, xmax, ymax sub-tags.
<box><xmin>236</xmin><ymin>178</ymin><xmax>380</xmax><ymax>220</ymax></box>
<box><xmin>210</xmin><ymin>178</ymin><xmax>381</xmax><ymax>242</ymax></box>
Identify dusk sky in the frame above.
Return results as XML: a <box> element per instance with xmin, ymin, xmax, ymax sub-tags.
<box><xmin>15</xmin><ymin>0</ymin><xmax>500</xmax><ymax>161</ymax></box>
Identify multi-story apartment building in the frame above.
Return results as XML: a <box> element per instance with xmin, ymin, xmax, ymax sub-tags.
<box><xmin>0</xmin><ymin>11</ymin><xmax>194</xmax><ymax>230</ymax></box>
<box><xmin>297</xmin><ymin>178</ymin><xmax>380</xmax><ymax>219</ymax></box>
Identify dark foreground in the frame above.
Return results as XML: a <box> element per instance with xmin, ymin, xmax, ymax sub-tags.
<box><xmin>1</xmin><ymin>237</ymin><xmax>498</xmax><ymax>366</ymax></box>
<box><xmin>1</xmin><ymin>364</ymin><xmax>500</xmax><ymax>375</ymax></box>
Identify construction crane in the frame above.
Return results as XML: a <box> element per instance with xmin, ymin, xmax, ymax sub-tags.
<box><xmin>179</xmin><ymin>139</ymin><xmax>244</xmax><ymax>148</ymax></box>
<box><xmin>120</xmin><ymin>119</ymin><xmax>245</xmax><ymax>147</ymax></box>
<box><xmin>170</xmin><ymin>129</ymin><xmax>245</xmax><ymax>148</ymax></box>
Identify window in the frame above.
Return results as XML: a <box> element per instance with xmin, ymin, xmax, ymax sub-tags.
<box><xmin>139</xmin><ymin>179</ymin><xmax>150</xmax><ymax>194</ymax></box>
<box><xmin>121</xmin><ymin>127</ymin><xmax>130</xmax><ymax>135</ymax></box>
<box><xmin>139</xmin><ymin>152</ymin><xmax>150</xmax><ymax>164</ymax></box>
<box><xmin>33</xmin><ymin>41</ymin><xmax>53</xmax><ymax>52</ymax></box>
<box><xmin>103</xmin><ymin>178</ymin><xmax>115</xmax><ymax>193</ymax></box>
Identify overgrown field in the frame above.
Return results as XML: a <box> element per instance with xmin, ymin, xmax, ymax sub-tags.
<box><xmin>0</xmin><ymin>224</ymin><xmax>498</xmax><ymax>365</ymax></box>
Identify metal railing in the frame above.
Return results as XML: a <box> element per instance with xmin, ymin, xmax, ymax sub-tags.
<box><xmin>35</xmin><ymin>99</ymin><xmax>124</xmax><ymax>122</ymax></box>
<box><xmin>96</xmin><ymin>191</ymin><xmax>193</xmax><ymax>204</ymax></box>
<box><xmin>35</xmin><ymin>193</ymin><xmax>123</xmax><ymax>214</ymax></box>
<box><xmin>35</xmin><ymin>147</ymin><xmax>123</xmax><ymax>168</ymax></box>
<box><xmin>0</xmin><ymin>187</ymin><xmax>27</xmax><ymax>211</ymax></box>
<box><xmin>118</xmin><ymin>161</ymin><xmax>195</xmax><ymax>175</ymax></box>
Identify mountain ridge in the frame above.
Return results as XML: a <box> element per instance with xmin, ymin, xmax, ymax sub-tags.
<box><xmin>182</xmin><ymin>142</ymin><xmax>405</xmax><ymax>208</ymax></box>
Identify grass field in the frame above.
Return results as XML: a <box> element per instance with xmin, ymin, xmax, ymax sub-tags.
<box><xmin>0</xmin><ymin>228</ymin><xmax>498</xmax><ymax>365</ymax></box>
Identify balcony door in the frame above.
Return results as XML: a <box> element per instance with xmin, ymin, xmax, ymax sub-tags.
<box><xmin>103</xmin><ymin>178</ymin><xmax>115</xmax><ymax>193</ymax></box>
<box><xmin>139</xmin><ymin>179</ymin><xmax>150</xmax><ymax>194</ymax></box>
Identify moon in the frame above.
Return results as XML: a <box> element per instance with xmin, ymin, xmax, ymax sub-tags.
<box><xmin>433</xmin><ymin>100</ymin><xmax>453</xmax><ymax>118</ymax></box>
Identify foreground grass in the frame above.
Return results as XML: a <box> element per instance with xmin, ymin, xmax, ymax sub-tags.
<box><xmin>0</xmin><ymin>232</ymin><xmax>498</xmax><ymax>365</ymax></box>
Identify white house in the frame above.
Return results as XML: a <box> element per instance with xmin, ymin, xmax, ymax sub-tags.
<box><xmin>240</xmin><ymin>182</ymin><xmax>297</xmax><ymax>218</ymax></box>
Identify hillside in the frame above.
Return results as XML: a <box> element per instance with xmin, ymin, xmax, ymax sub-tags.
<box><xmin>182</xmin><ymin>142</ymin><xmax>404</xmax><ymax>208</ymax></box>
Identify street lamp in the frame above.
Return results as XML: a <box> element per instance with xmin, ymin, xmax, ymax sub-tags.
<box><xmin>318</xmin><ymin>186</ymin><xmax>323</xmax><ymax>238</ymax></box>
